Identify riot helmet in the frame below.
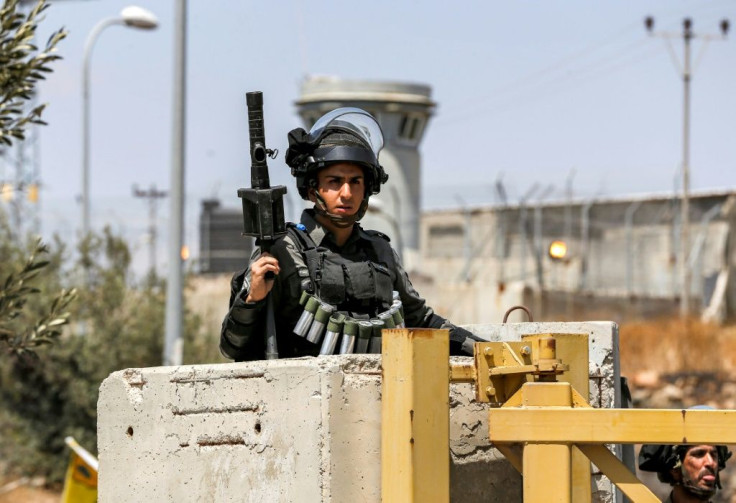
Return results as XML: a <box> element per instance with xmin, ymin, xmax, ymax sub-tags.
<box><xmin>285</xmin><ymin>108</ymin><xmax>388</xmax><ymax>200</ymax></box>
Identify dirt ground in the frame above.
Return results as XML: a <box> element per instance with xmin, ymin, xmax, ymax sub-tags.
<box><xmin>620</xmin><ymin>317</ymin><xmax>736</xmax><ymax>377</ymax></box>
<box><xmin>0</xmin><ymin>476</ymin><xmax>59</xmax><ymax>503</ymax></box>
<box><xmin>0</xmin><ymin>486</ymin><xmax>58</xmax><ymax>503</ymax></box>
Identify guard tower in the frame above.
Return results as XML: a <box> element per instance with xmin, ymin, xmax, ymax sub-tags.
<box><xmin>295</xmin><ymin>76</ymin><xmax>435</xmax><ymax>267</ymax></box>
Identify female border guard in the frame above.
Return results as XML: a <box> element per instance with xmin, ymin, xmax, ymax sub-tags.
<box><xmin>220</xmin><ymin>108</ymin><xmax>482</xmax><ymax>361</ymax></box>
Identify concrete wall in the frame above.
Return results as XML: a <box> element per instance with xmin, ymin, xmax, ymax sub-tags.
<box><xmin>419</xmin><ymin>191</ymin><xmax>736</xmax><ymax>321</ymax></box>
<box><xmin>98</xmin><ymin>322</ymin><xmax>620</xmax><ymax>502</ymax></box>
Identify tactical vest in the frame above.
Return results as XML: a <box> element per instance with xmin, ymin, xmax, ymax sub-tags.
<box><xmin>287</xmin><ymin>223</ymin><xmax>396</xmax><ymax>319</ymax></box>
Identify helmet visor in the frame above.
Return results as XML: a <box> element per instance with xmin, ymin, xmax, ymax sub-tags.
<box><xmin>308</xmin><ymin>108</ymin><xmax>384</xmax><ymax>158</ymax></box>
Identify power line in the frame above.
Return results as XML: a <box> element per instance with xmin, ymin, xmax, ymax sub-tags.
<box><xmin>436</xmin><ymin>3</ymin><xmax>734</xmax><ymax>129</ymax></box>
<box><xmin>448</xmin><ymin>23</ymin><xmax>642</xmax><ymax>117</ymax></box>
<box><xmin>455</xmin><ymin>43</ymin><xmax>661</xmax><ymax>123</ymax></box>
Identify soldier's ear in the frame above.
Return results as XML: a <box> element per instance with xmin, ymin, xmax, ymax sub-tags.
<box><xmin>307</xmin><ymin>187</ymin><xmax>317</xmax><ymax>203</ymax></box>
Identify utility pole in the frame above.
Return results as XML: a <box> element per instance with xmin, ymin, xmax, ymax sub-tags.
<box><xmin>494</xmin><ymin>176</ymin><xmax>508</xmax><ymax>289</ymax></box>
<box><xmin>133</xmin><ymin>184</ymin><xmax>168</xmax><ymax>276</ymax></box>
<box><xmin>645</xmin><ymin>16</ymin><xmax>729</xmax><ymax>318</ymax></box>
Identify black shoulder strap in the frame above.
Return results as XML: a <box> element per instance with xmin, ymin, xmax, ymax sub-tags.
<box><xmin>286</xmin><ymin>222</ymin><xmax>316</xmax><ymax>250</ymax></box>
<box><xmin>286</xmin><ymin>223</ymin><xmax>321</xmax><ymax>291</ymax></box>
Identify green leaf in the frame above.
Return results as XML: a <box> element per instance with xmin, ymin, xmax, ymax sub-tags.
<box><xmin>25</xmin><ymin>260</ymin><xmax>49</xmax><ymax>272</ymax></box>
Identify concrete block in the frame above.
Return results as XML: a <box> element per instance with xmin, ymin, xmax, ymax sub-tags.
<box><xmin>98</xmin><ymin>322</ymin><xmax>619</xmax><ymax>502</ymax></box>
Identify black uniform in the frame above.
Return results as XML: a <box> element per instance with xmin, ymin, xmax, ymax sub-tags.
<box><xmin>220</xmin><ymin>209</ymin><xmax>476</xmax><ymax>361</ymax></box>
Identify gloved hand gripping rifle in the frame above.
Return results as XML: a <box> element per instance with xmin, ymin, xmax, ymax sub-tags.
<box><xmin>237</xmin><ymin>91</ymin><xmax>287</xmax><ymax>360</ymax></box>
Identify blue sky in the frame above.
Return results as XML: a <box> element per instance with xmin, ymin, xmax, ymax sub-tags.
<box><xmin>10</xmin><ymin>0</ymin><xmax>736</xmax><ymax>274</ymax></box>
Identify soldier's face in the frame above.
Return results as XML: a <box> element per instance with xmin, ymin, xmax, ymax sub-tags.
<box><xmin>675</xmin><ymin>445</ymin><xmax>719</xmax><ymax>493</ymax></box>
<box><xmin>311</xmin><ymin>163</ymin><xmax>365</xmax><ymax>216</ymax></box>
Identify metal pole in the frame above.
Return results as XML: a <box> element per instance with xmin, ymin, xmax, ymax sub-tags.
<box><xmin>624</xmin><ymin>201</ymin><xmax>642</xmax><ymax>297</ymax></box>
<box><xmin>519</xmin><ymin>205</ymin><xmax>528</xmax><ymax>283</ymax></box>
<box><xmin>133</xmin><ymin>184</ymin><xmax>167</xmax><ymax>276</ymax></box>
<box><xmin>164</xmin><ymin>0</ymin><xmax>187</xmax><ymax>366</ymax></box>
<box><xmin>690</xmin><ymin>204</ymin><xmax>723</xmax><ymax>308</ymax></box>
<box><xmin>381</xmin><ymin>329</ymin><xmax>450</xmax><ymax>503</ymax></box>
<box><xmin>579</xmin><ymin>201</ymin><xmax>593</xmax><ymax>291</ymax></box>
<box><xmin>81</xmin><ymin>18</ymin><xmax>121</xmax><ymax>239</ymax></box>
<box><xmin>647</xmin><ymin>16</ymin><xmax>729</xmax><ymax>316</ymax></box>
<box><xmin>494</xmin><ymin>178</ymin><xmax>508</xmax><ymax>287</ymax></box>
<box><xmin>519</xmin><ymin>184</ymin><xmax>539</xmax><ymax>285</ymax></box>
<box><xmin>521</xmin><ymin>383</ymin><xmax>573</xmax><ymax>502</ymax></box>
<box><xmin>533</xmin><ymin>185</ymin><xmax>553</xmax><ymax>290</ymax></box>
<box><xmin>534</xmin><ymin>204</ymin><xmax>543</xmax><ymax>289</ymax></box>
<box><xmin>149</xmin><ymin>189</ymin><xmax>156</xmax><ymax>273</ymax></box>
<box><xmin>671</xmin><ymin>192</ymin><xmax>680</xmax><ymax>298</ymax></box>
<box><xmin>455</xmin><ymin>195</ymin><xmax>471</xmax><ymax>282</ymax></box>
<box><xmin>680</xmin><ymin>20</ymin><xmax>692</xmax><ymax>318</ymax></box>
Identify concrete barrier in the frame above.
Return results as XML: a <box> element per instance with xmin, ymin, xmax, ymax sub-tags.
<box><xmin>98</xmin><ymin>322</ymin><xmax>620</xmax><ymax>502</ymax></box>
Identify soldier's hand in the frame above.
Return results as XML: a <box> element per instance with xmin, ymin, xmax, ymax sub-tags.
<box><xmin>246</xmin><ymin>253</ymin><xmax>280</xmax><ymax>303</ymax></box>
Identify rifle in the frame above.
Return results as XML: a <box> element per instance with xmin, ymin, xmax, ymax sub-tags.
<box><xmin>237</xmin><ymin>91</ymin><xmax>287</xmax><ymax>360</ymax></box>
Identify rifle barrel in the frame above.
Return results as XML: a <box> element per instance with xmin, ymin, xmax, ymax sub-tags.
<box><xmin>246</xmin><ymin>91</ymin><xmax>270</xmax><ymax>189</ymax></box>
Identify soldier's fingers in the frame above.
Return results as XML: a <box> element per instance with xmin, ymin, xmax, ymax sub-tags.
<box><xmin>253</xmin><ymin>261</ymin><xmax>280</xmax><ymax>277</ymax></box>
<box><xmin>256</xmin><ymin>259</ymin><xmax>280</xmax><ymax>271</ymax></box>
<box><xmin>256</xmin><ymin>255</ymin><xmax>279</xmax><ymax>267</ymax></box>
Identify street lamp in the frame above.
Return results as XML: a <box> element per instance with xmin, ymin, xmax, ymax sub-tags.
<box><xmin>81</xmin><ymin>6</ymin><xmax>158</xmax><ymax>239</ymax></box>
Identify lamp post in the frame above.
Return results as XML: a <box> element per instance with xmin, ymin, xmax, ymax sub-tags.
<box><xmin>164</xmin><ymin>0</ymin><xmax>187</xmax><ymax>367</ymax></box>
<box><xmin>81</xmin><ymin>6</ymin><xmax>158</xmax><ymax>239</ymax></box>
<box><xmin>645</xmin><ymin>16</ymin><xmax>729</xmax><ymax>318</ymax></box>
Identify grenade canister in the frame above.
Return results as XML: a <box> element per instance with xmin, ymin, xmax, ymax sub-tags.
<box><xmin>299</xmin><ymin>290</ymin><xmax>310</xmax><ymax>306</ymax></box>
<box><xmin>391</xmin><ymin>304</ymin><xmax>405</xmax><ymax>328</ymax></box>
<box><xmin>356</xmin><ymin>321</ymin><xmax>373</xmax><ymax>353</ymax></box>
<box><xmin>294</xmin><ymin>296</ymin><xmax>319</xmax><ymax>337</ymax></box>
<box><xmin>319</xmin><ymin>313</ymin><xmax>345</xmax><ymax>356</ymax></box>
<box><xmin>369</xmin><ymin>319</ymin><xmax>385</xmax><ymax>354</ymax></box>
<box><xmin>378</xmin><ymin>311</ymin><xmax>396</xmax><ymax>329</ymax></box>
<box><xmin>339</xmin><ymin>318</ymin><xmax>358</xmax><ymax>354</ymax></box>
<box><xmin>306</xmin><ymin>303</ymin><xmax>335</xmax><ymax>344</ymax></box>
<box><xmin>393</xmin><ymin>300</ymin><xmax>405</xmax><ymax>326</ymax></box>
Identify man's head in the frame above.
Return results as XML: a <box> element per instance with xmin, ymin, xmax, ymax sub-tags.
<box><xmin>675</xmin><ymin>445</ymin><xmax>720</xmax><ymax>497</ymax></box>
<box><xmin>285</xmin><ymin>108</ymin><xmax>388</xmax><ymax>227</ymax></box>
<box><xmin>639</xmin><ymin>442</ymin><xmax>731</xmax><ymax>500</ymax></box>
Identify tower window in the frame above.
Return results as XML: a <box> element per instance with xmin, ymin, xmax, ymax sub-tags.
<box><xmin>398</xmin><ymin>113</ymin><xmax>425</xmax><ymax>143</ymax></box>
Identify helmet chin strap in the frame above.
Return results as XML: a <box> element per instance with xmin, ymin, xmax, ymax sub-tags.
<box><xmin>312</xmin><ymin>190</ymin><xmax>369</xmax><ymax>229</ymax></box>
